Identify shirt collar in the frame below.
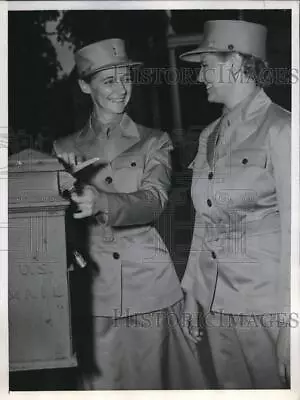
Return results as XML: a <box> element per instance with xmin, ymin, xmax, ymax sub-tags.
<box><xmin>87</xmin><ymin>112</ymin><xmax>140</xmax><ymax>140</ymax></box>
<box><xmin>90</xmin><ymin>113</ymin><xmax>123</xmax><ymax>139</ymax></box>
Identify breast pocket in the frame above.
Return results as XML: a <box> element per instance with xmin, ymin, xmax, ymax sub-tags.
<box><xmin>112</xmin><ymin>155</ymin><xmax>144</xmax><ymax>193</ymax></box>
<box><xmin>227</xmin><ymin>148</ymin><xmax>267</xmax><ymax>170</ymax></box>
<box><xmin>217</xmin><ymin>149</ymin><xmax>268</xmax><ymax>209</ymax></box>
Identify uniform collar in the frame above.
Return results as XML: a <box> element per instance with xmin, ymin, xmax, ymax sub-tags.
<box><xmin>206</xmin><ymin>88</ymin><xmax>272</xmax><ymax>165</ymax></box>
<box><xmin>78</xmin><ymin>112</ymin><xmax>139</xmax><ymax>140</ymax></box>
<box><xmin>222</xmin><ymin>88</ymin><xmax>271</xmax><ymax>128</ymax></box>
<box><xmin>75</xmin><ymin>112</ymin><xmax>141</xmax><ymax>163</ymax></box>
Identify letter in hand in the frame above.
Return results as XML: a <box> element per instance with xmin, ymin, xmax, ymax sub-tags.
<box><xmin>72</xmin><ymin>157</ymin><xmax>108</xmax><ymax>182</ymax></box>
<box><xmin>57</xmin><ymin>152</ymin><xmax>107</xmax><ymax>176</ymax></box>
<box><xmin>56</xmin><ymin>152</ymin><xmax>84</xmax><ymax>173</ymax></box>
<box><xmin>57</xmin><ymin>152</ymin><xmax>108</xmax><ymax>193</ymax></box>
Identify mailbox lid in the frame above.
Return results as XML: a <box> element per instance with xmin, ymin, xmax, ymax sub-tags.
<box><xmin>8</xmin><ymin>149</ymin><xmax>68</xmax><ymax>208</ymax></box>
<box><xmin>9</xmin><ymin>148</ymin><xmax>64</xmax><ymax>173</ymax></box>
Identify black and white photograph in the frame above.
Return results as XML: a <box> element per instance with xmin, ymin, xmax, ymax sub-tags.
<box><xmin>3</xmin><ymin>0</ymin><xmax>300</xmax><ymax>395</ymax></box>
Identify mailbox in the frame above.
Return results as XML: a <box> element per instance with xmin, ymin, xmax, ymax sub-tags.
<box><xmin>8</xmin><ymin>148</ymin><xmax>77</xmax><ymax>371</ymax></box>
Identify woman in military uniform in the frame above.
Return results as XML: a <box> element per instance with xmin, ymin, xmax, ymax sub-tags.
<box><xmin>180</xmin><ymin>20</ymin><xmax>291</xmax><ymax>389</ymax></box>
<box><xmin>53</xmin><ymin>38</ymin><xmax>206</xmax><ymax>390</ymax></box>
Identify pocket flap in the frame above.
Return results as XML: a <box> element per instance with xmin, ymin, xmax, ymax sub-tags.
<box><xmin>112</xmin><ymin>155</ymin><xmax>144</xmax><ymax>169</ymax></box>
<box><xmin>227</xmin><ymin>148</ymin><xmax>267</xmax><ymax>168</ymax></box>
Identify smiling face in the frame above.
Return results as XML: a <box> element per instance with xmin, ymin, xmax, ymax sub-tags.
<box><xmin>79</xmin><ymin>66</ymin><xmax>132</xmax><ymax>118</ymax></box>
<box><xmin>198</xmin><ymin>53</ymin><xmax>236</xmax><ymax>105</ymax></box>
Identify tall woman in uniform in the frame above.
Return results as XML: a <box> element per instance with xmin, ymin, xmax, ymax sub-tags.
<box><xmin>53</xmin><ymin>38</ymin><xmax>206</xmax><ymax>390</ymax></box>
<box><xmin>180</xmin><ymin>20</ymin><xmax>291</xmax><ymax>389</ymax></box>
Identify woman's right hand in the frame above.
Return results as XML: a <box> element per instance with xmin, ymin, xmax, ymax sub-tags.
<box><xmin>183</xmin><ymin>294</ymin><xmax>204</xmax><ymax>344</ymax></box>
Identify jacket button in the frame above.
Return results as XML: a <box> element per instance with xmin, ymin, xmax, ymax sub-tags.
<box><xmin>131</xmin><ymin>162</ymin><xmax>136</xmax><ymax>167</ymax></box>
<box><xmin>208</xmin><ymin>172</ymin><xmax>214</xmax><ymax>180</ymax></box>
<box><xmin>242</xmin><ymin>158</ymin><xmax>248</xmax><ymax>165</ymax></box>
<box><xmin>105</xmin><ymin>176</ymin><xmax>113</xmax><ymax>184</ymax></box>
<box><xmin>113</xmin><ymin>252</ymin><xmax>120</xmax><ymax>260</ymax></box>
<box><xmin>211</xmin><ymin>251</ymin><xmax>217</xmax><ymax>259</ymax></box>
<box><xmin>207</xmin><ymin>199</ymin><xmax>212</xmax><ymax>207</ymax></box>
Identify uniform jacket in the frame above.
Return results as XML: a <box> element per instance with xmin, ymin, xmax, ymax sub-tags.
<box><xmin>54</xmin><ymin>114</ymin><xmax>182</xmax><ymax>317</ymax></box>
<box><xmin>182</xmin><ymin>89</ymin><xmax>291</xmax><ymax>315</ymax></box>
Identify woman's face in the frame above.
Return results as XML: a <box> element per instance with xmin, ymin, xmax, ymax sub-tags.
<box><xmin>80</xmin><ymin>66</ymin><xmax>132</xmax><ymax>116</ymax></box>
<box><xmin>198</xmin><ymin>53</ymin><xmax>235</xmax><ymax>105</ymax></box>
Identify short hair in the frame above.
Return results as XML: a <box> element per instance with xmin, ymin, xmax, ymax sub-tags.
<box><xmin>81</xmin><ymin>76</ymin><xmax>92</xmax><ymax>84</ymax></box>
<box><xmin>240</xmin><ymin>54</ymin><xmax>270</xmax><ymax>87</ymax></box>
<box><xmin>79</xmin><ymin>73</ymin><xmax>94</xmax><ymax>85</ymax></box>
<box><xmin>216</xmin><ymin>52</ymin><xmax>269</xmax><ymax>87</ymax></box>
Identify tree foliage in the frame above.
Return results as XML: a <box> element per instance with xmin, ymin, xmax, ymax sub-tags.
<box><xmin>8</xmin><ymin>11</ymin><xmax>61</xmax><ymax>138</ymax></box>
<box><xmin>57</xmin><ymin>10</ymin><xmax>168</xmax><ymax>57</ymax></box>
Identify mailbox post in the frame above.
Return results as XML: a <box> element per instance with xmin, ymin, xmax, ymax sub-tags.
<box><xmin>8</xmin><ymin>148</ymin><xmax>77</xmax><ymax>371</ymax></box>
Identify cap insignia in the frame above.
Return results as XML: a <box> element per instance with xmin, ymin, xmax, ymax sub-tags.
<box><xmin>112</xmin><ymin>45</ymin><xmax>118</xmax><ymax>56</ymax></box>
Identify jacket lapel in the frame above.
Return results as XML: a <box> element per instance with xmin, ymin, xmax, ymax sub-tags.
<box><xmin>229</xmin><ymin>89</ymin><xmax>272</xmax><ymax>151</ymax></box>
<box><xmin>206</xmin><ymin>117</ymin><xmax>223</xmax><ymax>168</ymax></box>
<box><xmin>74</xmin><ymin>121</ymin><xmax>107</xmax><ymax>161</ymax></box>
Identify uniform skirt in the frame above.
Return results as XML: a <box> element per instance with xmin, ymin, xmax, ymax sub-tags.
<box><xmin>74</xmin><ymin>299</ymin><xmax>207</xmax><ymax>390</ymax></box>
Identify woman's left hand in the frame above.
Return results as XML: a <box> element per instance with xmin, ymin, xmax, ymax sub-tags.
<box><xmin>71</xmin><ymin>185</ymin><xmax>97</xmax><ymax>219</ymax></box>
<box><xmin>276</xmin><ymin>325</ymin><xmax>290</xmax><ymax>385</ymax></box>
